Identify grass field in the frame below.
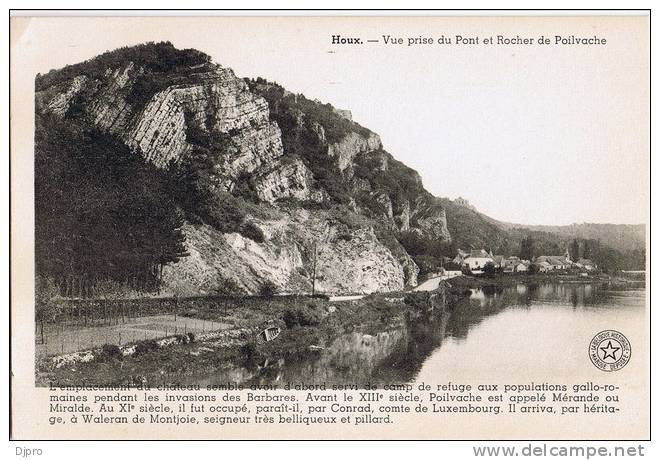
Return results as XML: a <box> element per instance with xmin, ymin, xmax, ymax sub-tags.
<box><xmin>35</xmin><ymin>314</ymin><xmax>229</xmax><ymax>357</ymax></box>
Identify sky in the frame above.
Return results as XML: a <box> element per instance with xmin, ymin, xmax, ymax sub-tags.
<box><xmin>12</xmin><ymin>15</ymin><xmax>650</xmax><ymax>225</ymax></box>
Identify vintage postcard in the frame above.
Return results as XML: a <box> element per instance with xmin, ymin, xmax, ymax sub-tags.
<box><xmin>9</xmin><ymin>12</ymin><xmax>650</xmax><ymax>442</ymax></box>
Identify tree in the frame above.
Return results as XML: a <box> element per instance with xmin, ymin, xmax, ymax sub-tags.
<box><xmin>213</xmin><ymin>278</ymin><xmax>244</xmax><ymax>297</ymax></box>
<box><xmin>583</xmin><ymin>239</ymin><xmax>601</xmax><ymax>260</ymax></box>
<box><xmin>482</xmin><ymin>261</ymin><xmax>496</xmax><ymax>277</ymax></box>
<box><xmin>519</xmin><ymin>235</ymin><xmax>535</xmax><ymax>261</ymax></box>
<box><xmin>35</xmin><ymin>275</ymin><xmax>59</xmax><ymax>344</ymax></box>
<box><xmin>35</xmin><ymin>113</ymin><xmax>189</xmax><ymax>296</ymax></box>
<box><xmin>213</xmin><ymin>278</ymin><xmax>244</xmax><ymax>315</ymax></box>
<box><xmin>259</xmin><ymin>280</ymin><xmax>278</xmax><ymax>299</ymax></box>
<box><xmin>569</xmin><ymin>239</ymin><xmax>581</xmax><ymax>262</ymax></box>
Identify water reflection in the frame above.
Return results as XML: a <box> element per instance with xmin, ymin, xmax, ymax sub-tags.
<box><xmin>189</xmin><ymin>283</ymin><xmax>644</xmax><ymax>387</ymax></box>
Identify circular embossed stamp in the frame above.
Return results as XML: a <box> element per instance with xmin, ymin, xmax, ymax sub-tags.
<box><xmin>589</xmin><ymin>330</ymin><xmax>631</xmax><ymax>372</ymax></box>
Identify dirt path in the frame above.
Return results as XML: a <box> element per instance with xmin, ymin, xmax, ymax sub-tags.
<box><xmin>414</xmin><ymin>273</ymin><xmax>461</xmax><ymax>292</ymax></box>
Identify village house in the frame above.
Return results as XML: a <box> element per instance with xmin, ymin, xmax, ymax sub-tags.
<box><xmin>515</xmin><ymin>261</ymin><xmax>530</xmax><ymax>272</ymax></box>
<box><xmin>491</xmin><ymin>255</ymin><xmax>506</xmax><ymax>269</ymax></box>
<box><xmin>503</xmin><ymin>257</ymin><xmax>519</xmax><ymax>274</ymax></box>
<box><xmin>452</xmin><ymin>249</ymin><xmax>470</xmax><ymax>266</ymax></box>
<box><xmin>534</xmin><ymin>250</ymin><xmax>572</xmax><ymax>271</ymax></box>
<box><xmin>459</xmin><ymin>249</ymin><xmax>494</xmax><ymax>274</ymax></box>
<box><xmin>503</xmin><ymin>256</ymin><xmax>530</xmax><ymax>273</ymax></box>
<box><xmin>536</xmin><ymin>260</ymin><xmax>553</xmax><ymax>273</ymax></box>
<box><xmin>454</xmin><ymin>248</ymin><xmax>580</xmax><ymax>276</ymax></box>
<box><xmin>575</xmin><ymin>258</ymin><xmax>597</xmax><ymax>271</ymax></box>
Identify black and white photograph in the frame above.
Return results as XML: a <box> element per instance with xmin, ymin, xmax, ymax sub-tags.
<box><xmin>9</xmin><ymin>12</ymin><xmax>650</xmax><ymax>441</ymax></box>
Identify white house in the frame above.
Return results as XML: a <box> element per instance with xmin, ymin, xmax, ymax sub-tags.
<box><xmin>503</xmin><ymin>257</ymin><xmax>520</xmax><ymax>273</ymax></box>
<box><xmin>462</xmin><ymin>249</ymin><xmax>494</xmax><ymax>274</ymax></box>
<box><xmin>516</xmin><ymin>262</ymin><xmax>530</xmax><ymax>272</ymax></box>
<box><xmin>537</xmin><ymin>261</ymin><xmax>553</xmax><ymax>273</ymax></box>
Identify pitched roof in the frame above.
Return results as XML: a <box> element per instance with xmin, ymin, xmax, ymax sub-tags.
<box><xmin>536</xmin><ymin>255</ymin><xmax>569</xmax><ymax>265</ymax></box>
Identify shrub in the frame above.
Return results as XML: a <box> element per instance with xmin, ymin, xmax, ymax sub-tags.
<box><xmin>482</xmin><ymin>262</ymin><xmax>496</xmax><ymax>277</ymax></box>
<box><xmin>282</xmin><ymin>310</ymin><xmax>297</xmax><ymax>329</ymax></box>
<box><xmin>413</xmin><ymin>255</ymin><xmax>443</xmax><ymax>278</ymax></box>
<box><xmin>240</xmin><ymin>222</ymin><xmax>265</xmax><ymax>243</ymax></box>
<box><xmin>203</xmin><ymin>196</ymin><xmax>246</xmax><ymax>234</ymax></box>
<box><xmin>181</xmin><ymin>308</ymin><xmax>199</xmax><ymax>318</ymax></box>
<box><xmin>127</xmin><ymin>73</ymin><xmax>172</xmax><ymax>108</ymax></box>
<box><xmin>174</xmin><ymin>334</ymin><xmax>192</xmax><ymax>344</ymax></box>
<box><xmin>330</xmin><ymin>207</ymin><xmax>366</xmax><ymax>229</ymax></box>
<box><xmin>212</xmin><ymin>278</ymin><xmax>244</xmax><ymax>297</ymax></box>
<box><xmin>404</xmin><ymin>292</ymin><xmax>431</xmax><ymax>310</ymax></box>
<box><xmin>259</xmin><ymin>281</ymin><xmax>278</xmax><ymax>298</ymax></box>
<box><xmin>282</xmin><ymin>303</ymin><xmax>323</xmax><ymax>328</ymax></box>
<box><xmin>133</xmin><ymin>340</ymin><xmax>159</xmax><ymax>357</ymax></box>
<box><xmin>310</xmin><ymin>293</ymin><xmax>330</xmax><ymax>301</ymax></box>
<box><xmin>239</xmin><ymin>342</ymin><xmax>258</xmax><ymax>362</ymax></box>
<box><xmin>98</xmin><ymin>344</ymin><xmax>123</xmax><ymax>362</ymax></box>
<box><xmin>336</xmin><ymin>232</ymin><xmax>352</xmax><ymax>242</ymax></box>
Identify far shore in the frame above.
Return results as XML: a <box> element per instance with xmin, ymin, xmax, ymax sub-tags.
<box><xmin>442</xmin><ymin>272</ymin><xmax>645</xmax><ymax>291</ymax></box>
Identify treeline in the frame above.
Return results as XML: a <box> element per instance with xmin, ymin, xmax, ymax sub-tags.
<box><xmin>518</xmin><ymin>234</ymin><xmax>645</xmax><ymax>272</ymax></box>
<box><xmin>36</xmin><ymin>41</ymin><xmax>211</xmax><ymax>92</ymax></box>
<box><xmin>35</xmin><ymin>113</ymin><xmax>188</xmax><ymax>297</ymax></box>
<box><xmin>567</xmin><ymin>238</ymin><xmax>645</xmax><ymax>272</ymax></box>
<box><xmin>398</xmin><ymin>230</ymin><xmax>458</xmax><ymax>277</ymax></box>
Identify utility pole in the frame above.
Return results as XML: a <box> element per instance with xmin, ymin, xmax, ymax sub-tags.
<box><xmin>311</xmin><ymin>241</ymin><xmax>317</xmax><ymax>296</ymax></box>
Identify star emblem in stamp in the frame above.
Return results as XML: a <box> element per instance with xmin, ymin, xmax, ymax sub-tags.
<box><xmin>589</xmin><ymin>330</ymin><xmax>632</xmax><ymax>372</ymax></box>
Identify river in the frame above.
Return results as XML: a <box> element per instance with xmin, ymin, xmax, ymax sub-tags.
<box><xmin>194</xmin><ymin>282</ymin><xmax>646</xmax><ymax>390</ymax></box>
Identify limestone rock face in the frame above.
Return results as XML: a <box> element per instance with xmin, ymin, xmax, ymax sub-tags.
<box><xmin>36</xmin><ymin>62</ymin><xmax>284</xmax><ymax>188</ymax></box>
<box><xmin>395</xmin><ymin>200</ymin><xmax>411</xmax><ymax>232</ymax></box>
<box><xmin>327</xmin><ymin>131</ymin><xmax>382</xmax><ymax>173</ymax></box>
<box><xmin>314</xmin><ymin>226</ymin><xmax>407</xmax><ymax>294</ymax></box>
<box><xmin>37</xmin><ymin>75</ymin><xmax>89</xmax><ymax>116</ymax></box>
<box><xmin>375</xmin><ymin>193</ymin><xmax>394</xmax><ymax>220</ymax></box>
<box><xmin>333</xmin><ymin>108</ymin><xmax>353</xmax><ymax>121</ymax></box>
<box><xmin>254</xmin><ymin>158</ymin><xmax>326</xmax><ymax>203</ymax></box>
<box><xmin>414</xmin><ymin>203</ymin><xmax>452</xmax><ymax>242</ymax></box>
<box><xmin>162</xmin><ymin>209</ymin><xmax>411</xmax><ymax>296</ymax></box>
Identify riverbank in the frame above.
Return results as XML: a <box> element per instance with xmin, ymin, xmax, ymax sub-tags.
<box><xmin>36</xmin><ymin>272</ymin><xmax>643</xmax><ymax>386</ymax></box>
<box><xmin>445</xmin><ymin>272</ymin><xmax>645</xmax><ymax>291</ymax></box>
<box><xmin>36</xmin><ymin>288</ymin><xmax>452</xmax><ymax>387</ymax></box>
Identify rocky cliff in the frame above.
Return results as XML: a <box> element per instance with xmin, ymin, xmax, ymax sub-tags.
<box><xmin>35</xmin><ymin>42</ymin><xmax>457</xmax><ymax>295</ymax></box>
<box><xmin>162</xmin><ymin>208</ymin><xmax>416</xmax><ymax>295</ymax></box>
<box><xmin>36</xmin><ymin>56</ymin><xmax>293</xmax><ymax>198</ymax></box>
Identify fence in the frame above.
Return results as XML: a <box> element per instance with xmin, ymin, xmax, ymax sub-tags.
<box><xmin>35</xmin><ymin>294</ymin><xmax>317</xmax><ymax>357</ymax></box>
<box><xmin>35</xmin><ymin>312</ymin><xmax>226</xmax><ymax>357</ymax></box>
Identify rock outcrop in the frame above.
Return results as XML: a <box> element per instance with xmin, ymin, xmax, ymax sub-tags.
<box><xmin>35</xmin><ymin>42</ymin><xmax>454</xmax><ymax>295</ymax></box>
<box><xmin>327</xmin><ymin>131</ymin><xmax>382</xmax><ymax>174</ymax></box>
<box><xmin>414</xmin><ymin>201</ymin><xmax>452</xmax><ymax>241</ymax></box>
<box><xmin>162</xmin><ymin>208</ymin><xmax>413</xmax><ymax>295</ymax></box>
<box><xmin>254</xmin><ymin>158</ymin><xmax>326</xmax><ymax>203</ymax></box>
<box><xmin>37</xmin><ymin>61</ymin><xmax>286</xmax><ymax>194</ymax></box>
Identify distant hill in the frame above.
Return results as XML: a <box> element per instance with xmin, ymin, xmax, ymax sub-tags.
<box><xmin>501</xmin><ymin>222</ymin><xmax>645</xmax><ymax>253</ymax></box>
